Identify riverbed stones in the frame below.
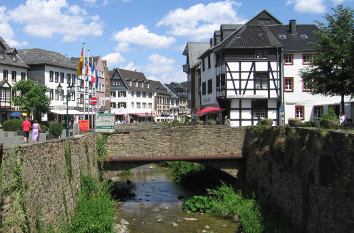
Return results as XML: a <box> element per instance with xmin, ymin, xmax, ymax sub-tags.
<box><xmin>120</xmin><ymin>219</ymin><xmax>129</xmax><ymax>225</ymax></box>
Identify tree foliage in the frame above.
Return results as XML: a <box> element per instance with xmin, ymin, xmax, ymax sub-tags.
<box><xmin>11</xmin><ymin>80</ymin><xmax>51</xmax><ymax>120</ymax></box>
<box><xmin>302</xmin><ymin>5</ymin><xmax>354</xmax><ymax>98</ymax></box>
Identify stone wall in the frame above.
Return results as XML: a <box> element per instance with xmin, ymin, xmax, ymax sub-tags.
<box><xmin>107</xmin><ymin>125</ymin><xmax>246</xmax><ymax>161</ymax></box>
<box><xmin>244</xmin><ymin>127</ymin><xmax>354</xmax><ymax>233</ymax></box>
<box><xmin>0</xmin><ymin>133</ymin><xmax>99</xmax><ymax>232</ymax></box>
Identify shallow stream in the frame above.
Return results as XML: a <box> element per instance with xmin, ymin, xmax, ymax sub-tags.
<box><xmin>113</xmin><ymin>164</ymin><xmax>238</xmax><ymax>233</ymax></box>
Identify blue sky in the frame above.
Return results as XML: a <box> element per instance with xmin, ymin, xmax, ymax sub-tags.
<box><xmin>0</xmin><ymin>0</ymin><xmax>353</xmax><ymax>83</ymax></box>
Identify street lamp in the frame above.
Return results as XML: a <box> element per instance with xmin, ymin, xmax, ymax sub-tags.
<box><xmin>57</xmin><ymin>83</ymin><xmax>75</xmax><ymax>138</ymax></box>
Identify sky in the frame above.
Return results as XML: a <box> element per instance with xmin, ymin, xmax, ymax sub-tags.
<box><xmin>0</xmin><ymin>0</ymin><xmax>353</xmax><ymax>84</ymax></box>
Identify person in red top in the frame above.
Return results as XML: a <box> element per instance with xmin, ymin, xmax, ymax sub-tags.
<box><xmin>22</xmin><ymin>117</ymin><xmax>31</xmax><ymax>143</ymax></box>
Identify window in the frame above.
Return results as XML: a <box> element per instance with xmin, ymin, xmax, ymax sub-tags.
<box><xmin>49</xmin><ymin>89</ymin><xmax>54</xmax><ymax>100</ymax></box>
<box><xmin>131</xmin><ymin>102</ymin><xmax>134</xmax><ymax>108</ymax></box>
<box><xmin>202</xmin><ymin>82</ymin><xmax>206</xmax><ymax>95</ymax></box>
<box><xmin>12</xmin><ymin>54</ymin><xmax>16</xmax><ymax>62</ymax></box>
<box><xmin>131</xmin><ymin>91</ymin><xmax>134</xmax><ymax>97</ymax></box>
<box><xmin>284</xmin><ymin>54</ymin><xmax>293</xmax><ymax>65</ymax></box>
<box><xmin>0</xmin><ymin>90</ymin><xmax>5</xmax><ymax>101</ymax></box>
<box><xmin>295</xmin><ymin>105</ymin><xmax>304</xmax><ymax>120</ymax></box>
<box><xmin>49</xmin><ymin>71</ymin><xmax>54</xmax><ymax>82</ymax></box>
<box><xmin>72</xmin><ymin>74</ymin><xmax>76</xmax><ymax>85</ymax></box>
<box><xmin>142</xmin><ymin>92</ymin><xmax>146</xmax><ymax>98</ymax></box>
<box><xmin>11</xmin><ymin>71</ymin><xmax>16</xmax><ymax>82</ymax></box>
<box><xmin>314</xmin><ymin>106</ymin><xmax>323</xmax><ymax>119</ymax></box>
<box><xmin>136</xmin><ymin>91</ymin><xmax>141</xmax><ymax>97</ymax></box>
<box><xmin>118</xmin><ymin>91</ymin><xmax>126</xmax><ymax>97</ymax></box>
<box><xmin>207</xmin><ymin>79</ymin><xmax>212</xmax><ymax>94</ymax></box>
<box><xmin>147</xmin><ymin>83</ymin><xmax>150</xmax><ymax>88</ymax></box>
<box><xmin>255</xmin><ymin>50</ymin><xmax>267</xmax><ymax>59</ymax></box>
<box><xmin>142</xmin><ymin>102</ymin><xmax>146</xmax><ymax>108</ymax></box>
<box><xmin>148</xmin><ymin>103</ymin><xmax>152</xmax><ymax>109</ymax></box>
<box><xmin>71</xmin><ymin>91</ymin><xmax>75</xmax><ymax>101</ymax></box>
<box><xmin>252</xmin><ymin>100</ymin><xmax>268</xmax><ymax>120</ymax></box>
<box><xmin>202</xmin><ymin>59</ymin><xmax>205</xmax><ymax>71</ymax></box>
<box><xmin>303</xmin><ymin>54</ymin><xmax>313</xmax><ymax>65</ymax></box>
<box><xmin>118</xmin><ymin>102</ymin><xmax>126</xmax><ymax>108</ymax></box>
<box><xmin>60</xmin><ymin>72</ymin><xmax>64</xmax><ymax>83</ymax></box>
<box><xmin>111</xmin><ymin>102</ymin><xmax>116</xmax><ymax>108</ymax></box>
<box><xmin>302</xmin><ymin>78</ymin><xmax>310</xmax><ymax>92</ymax></box>
<box><xmin>208</xmin><ymin>55</ymin><xmax>211</xmax><ymax>68</ymax></box>
<box><xmin>21</xmin><ymin>72</ymin><xmax>26</xmax><ymax>81</ymax></box>
<box><xmin>3</xmin><ymin>70</ymin><xmax>8</xmax><ymax>80</ymax></box>
<box><xmin>55</xmin><ymin>72</ymin><xmax>59</xmax><ymax>83</ymax></box>
<box><xmin>60</xmin><ymin>90</ymin><xmax>64</xmax><ymax>101</ymax></box>
<box><xmin>55</xmin><ymin>89</ymin><xmax>59</xmax><ymax>100</ymax></box>
<box><xmin>110</xmin><ymin>91</ymin><xmax>116</xmax><ymax>97</ymax></box>
<box><xmin>300</xmin><ymin>34</ymin><xmax>308</xmax><ymax>39</ymax></box>
<box><xmin>278</xmin><ymin>34</ymin><xmax>286</xmax><ymax>39</ymax></box>
<box><xmin>67</xmin><ymin>74</ymin><xmax>71</xmax><ymax>84</ymax></box>
<box><xmin>0</xmin><ymin>51</ymin><xmax>4</xmax><ymax>59</ymax></box>
<box><xmin>148</xmin><ymin>93</ymin><xmax>152</xmax><ymax>98</ymax></box>
<box><xmin>284</xmin><ymin>77</ymin><xmax>294</xmax><ymax>92</ymax></box>
<box><xmin>141</xmin><ymin>82</ymin><xmax>144</xmax><ymax>88</ymax></box>
<box><xmin>254</xmin><ymin>72</ymin><xmax>268</xmax><ymax>89</ymax></box>
<box><xmin>137</xmin><ymin>102</ymin><xmax>141</xmax><ymax>108</ymax></box>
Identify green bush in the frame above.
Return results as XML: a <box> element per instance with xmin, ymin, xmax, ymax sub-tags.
<box><xmin>63</xmin><ymin>174</ymin><xmax>115</xmax><ymax>233</ymax></box>
<box><xmin>183</xmin><ymin>184</ymin><xmax>263</xmax><ymax>233</ymax></box>
<box><xmin>303</xmin><ymin>121</ymin><xmax>316</xmax><ymax>127</ymax></box>
<box><xmin>2</xmin><ymin>119</ymin><xmax>22</xmax><ymax>131</ymax></box>
<box><xmin>49</xmin><ymin>122</ymin><xmax>63</xmax><ymax>138</ymax></box>
<box><xmin>319</xmin><ymin>119</ymin><xmax>339</xmax><ymax>129</ymax></box>
<box><xmin>321</xmin><ymin>106</ymin><xmax>338</xmax><ymax>121</ymax></box>
<box><xmin>257</xmin><ymin>119</ymin><xmax>273</xmax><ymax>127</ymax></box>
<box><xmin>169</xmin><ymin>161</ymin><xmax>204</xmax><ymax>183</ymax></box>
<box><xmin>40</xmin><ymin>124</ymin><xmax>48</xmax><ymax>133</ymax></box>
<box><xmin>288</xmin><ymin>118</ymin><xmax>303</xmax><ymax>127</ymax></box>
<box><xmin>207</xmin><ymin>119</ymin><xmax>217</xmax><ymax>125</ymax></box>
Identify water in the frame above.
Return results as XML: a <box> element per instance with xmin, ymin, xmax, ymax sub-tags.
<box><xmin>113</xmin><ymin>164</ymin><xmax>239</xmax><ymax>233</ymax></box>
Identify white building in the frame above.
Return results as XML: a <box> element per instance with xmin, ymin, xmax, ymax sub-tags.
<box><xmin>0</xmin><ymin>37</ymin><xmax>29</xmax><ymax>124</ymax></box>
<box><xmin>109</xmin><ymin>68</ymin><xmax>154</xmax><ymax>122</ymax></box>
<box><xmin>18</xmin><ymin>49</ymin><xmax>83</xmax><ymax>123</ymax></box>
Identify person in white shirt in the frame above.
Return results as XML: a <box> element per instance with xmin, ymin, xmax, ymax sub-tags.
<box><xmin>339</xmin><ymin>112</ymin><xmax>346</xmax><ymax>126</ymax></box>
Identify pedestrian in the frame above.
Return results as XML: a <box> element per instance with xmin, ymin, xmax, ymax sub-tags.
<box><xmin>339</xmin><ymin>112</ymin><xmax>346</xmax><ymax>126</ymax></box>
<box><xmin>22</xmin><ymin>117</ymin><xmax>31</xmax><ymax>143</ymax></box>
<box><xmin>31</xmin><ymin>120</ymin><xmax>41</xmax><ymax>142</ymax></box>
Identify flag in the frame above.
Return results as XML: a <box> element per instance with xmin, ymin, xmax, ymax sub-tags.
<box><xmin>76</xmin><ymin>47</ymin><xmax>84</xmax><ymax>76</ymax></box>
<box><xmin>84</xmin><ymin>55</ymin><xmax>89</xmax><ymax>82</ymax></box>
<box><xmin>91</xmin><ymin>62</ymin><xmax>96</xmax><ymax>84</ymax></box>
<box><xmin>95</xmin><ymin>69</ymin><xmax>99</xmax><ymax>89</ymax></box>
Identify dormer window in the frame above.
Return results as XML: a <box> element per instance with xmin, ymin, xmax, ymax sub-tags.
<box><xmin>140</xmin><ymin>82</ymin><xmax>144</xmax><ymax>88</ymax></box>
<box><xmin>129</xmin><ymin>81</ymin><xmax>132</xmax><ymax>86</ymax></box>
<box><xmin>12</xmin><ymin>54</ymin><xmax>17</xmax><ymax>62</ymax></box>
<box><xmin>278</xmin><ymin>34</ymin><xmax>286</xmax><ymax>39</ymax></box>
<box><xmin>0</xmin><ymin>51</ymin><xmax>4</xmax><ymax>59</ymax></box>
<box><xmin>135</xmin><ymin>81</ymin><xmax>138</xmax><ymax>87</ymax></box>
<box><xmin>147</xmin><ymin>83</ymin><xmax>149</xmax><ymax>88</ymax></box>
<box><xmin>300</xmin><ymin>34</ymin><xmax>308</xmax><ymax>39</ymax></box>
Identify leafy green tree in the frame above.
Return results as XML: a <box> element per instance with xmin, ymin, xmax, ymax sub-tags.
<box><xmin>302</xmin><ymin>5</ymin><xmax>354</xmax><ymax>113</ymax></box>
<box><xmin>11</xmin><ymin>80</ymin><xmax>51</xmax><ymax>121</ymax></box>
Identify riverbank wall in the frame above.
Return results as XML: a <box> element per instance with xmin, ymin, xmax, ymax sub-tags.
<box><xmin>244</xmin><ymin>127</ymin><xmax>354</xmax><ymax>233</ymax></box>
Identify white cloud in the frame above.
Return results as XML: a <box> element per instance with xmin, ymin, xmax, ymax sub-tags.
<box><xmin>286</xmin><ymin>0</ymin><xmax>326</xmax><ymax>14</ymax></box>
<box><xmin>103</xmin><ymin>52</ymin><xmax>125</xmax><ymax>68</ymax></box>
<box><xmin>144</xmin><ymin>54</ymin><xmax>185</xmax><ymax>83</ymax></box>
<box><xmin>115</xmin><ymin>42</ymin><xmax>130</xmax><ymax>52</ymax></box>
<box><xmin>8</xmin><ymin>0</ymin><xmax>103</xmax><ymax>42</ymax></box>
<box><xmin>0</xmin><ymin>6</ymin><xmax>27</xmax><ymax>47</ymax></box>
<box><xmin>113</xmin><ymin>24</ymin><xmax>175</xmax><ymax>49</ymax></box>
<box><xmin>331</xmin><ymin>0</ymin><xmax>345</xmax><ymax>5</ymax></box>
<box><xmin>122</xmin><ymin>62</ymin><xmax>138</xmax><ymax>71</ymax></box>
<box><xmin>157</xmin><ymin>0</ymin><xmax>246</xmax><ymax>40</ymax></box>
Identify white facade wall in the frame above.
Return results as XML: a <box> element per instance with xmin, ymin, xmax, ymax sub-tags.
<box><xmin>200</xmin><ymin>53</ymin><xmax>218</xmax><ymax>107</ymax></box>
<box><xmin>0</xmin><ymin>65</ymin><xmax>27</xmax><ymax>86</ymax></box>
<box><xmin>283</xmin><ymin>52</ymin><xmax>352</xmax><ymax>122</ymax></box>
<box><xmin>44</xmin><ymin>65</ymin><xmax>78</xmax><ymax>109</ymax></box>
<box><xmin>110</xmin><ymin>90</ymin><xmax>154</xmax><ymax>116</ymax></box>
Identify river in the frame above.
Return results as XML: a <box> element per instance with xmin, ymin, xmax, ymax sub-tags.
<box><xmin>112</xmin><ymin>164</ymin><xmax>239</xmax><ymax>233</ymax></box>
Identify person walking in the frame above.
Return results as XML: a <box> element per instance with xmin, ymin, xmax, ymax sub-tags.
<box><xmin>340</xmin><ymin>112</ymin><xmax>346</xmax><ymax>126</ymax></box>
<box><xmin>31</xmin><ymin>120</ymin><xmax>41</xmax><ymax>142</ymax></box>
<box><xmin>22</xmin><ymin>117</ymin><xmax>31</xmax><ymax>143</ymax></box>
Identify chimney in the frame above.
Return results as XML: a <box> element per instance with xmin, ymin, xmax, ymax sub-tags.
<box><xmin>289</xmin><ymin>19</ymin><xmax>297</xmax><ymax>34</ymax></box>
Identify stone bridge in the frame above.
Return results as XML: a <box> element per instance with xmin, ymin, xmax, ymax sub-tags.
<box><xmin>104</xmin><ymin>126</ymin><xmax>246</xmax><ymax>177</ymax></box>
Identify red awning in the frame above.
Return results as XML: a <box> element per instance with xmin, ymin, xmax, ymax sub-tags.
<box><xmin>130</xmin><ymin>113</ymin><xmax>153</xmax><ymax>117</ymax></box>
<box><xmin>196</xmin><ymin>107</ymin><xmax>224</xmax><ymax>116</ymax></box>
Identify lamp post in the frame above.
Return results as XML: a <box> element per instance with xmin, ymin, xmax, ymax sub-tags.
<box><xmin>57</xmin><ymin>83</ymin><xmax>75</xmax><ymax>138</ymax></box>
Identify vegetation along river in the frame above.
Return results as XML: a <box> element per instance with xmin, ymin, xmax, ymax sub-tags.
<box><xmin>111</xmin><ymin>164</ymin><xmax>239</xmax><ymax>233</ymax></box>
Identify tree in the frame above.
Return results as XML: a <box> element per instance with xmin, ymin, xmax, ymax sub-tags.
<box><xmin>302</xmin><ymin>5</ymin><xmax>354</xmax><ymax>113</ymax></box>
<box><xmin>12</xmin><ymin>80</ymin><xmax>51</xmax><ymax>121</ymax></box>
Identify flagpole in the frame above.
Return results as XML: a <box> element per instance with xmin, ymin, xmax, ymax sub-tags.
<box><xmin>82</xmin><ymin>43</ymin><xmax>86</xmax><ymax>122</ymax></box>
<box><xmin>90</xmin><ymin>55</ymin><xmax>93</xmax><ymax>130</ymax></box>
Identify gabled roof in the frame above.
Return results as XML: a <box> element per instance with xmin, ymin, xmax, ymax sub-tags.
<box><xmin>183</xmin><ymin>42</ymin><xmax>209</xmax><ymax>68</ymax></box>
<box><xmin>18</xmin><ymin>48</ymin><xmax>76</xmax><ymax>70</ymax></box>
<box><xmin>0</xmin><ymin>37</ymin><xmax>29</xmax><ymax>69</ymax></box>
<box><xmin>219</xmin><ymin>25</ymin><xmax>282</xmax><ymax>49</ymax></box>
<box><xmin>166</xmin><ymin>82</ymin><xmax>187</xmax><ymax>98</ymax></box>
<box><xmin>247</xmin><ymin>10</ymin><xmax>282</xmax><ymax>26</ymax></box>
<box><xmin>110</xmin><ymin>68</ymin><xmax>153</xmax><ymax>92</ymax></box>
<box><xmin>268</xmin><ymin>24</ymin><xmax>318</xmax><ymax>51</ymax></box>
<box><xmin>149</xmin><ymin>80</ymin><xmax>170</xmax><ymax>95</ymax></box>
<box><xmin>0</xmin><ymin>80</ymin><xmax>11</xmax><ymax>88</ymax></box>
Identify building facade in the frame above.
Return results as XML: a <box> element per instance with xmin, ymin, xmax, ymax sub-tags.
<box><xmin>109</xmin><ymin>68</ymin><xmax>154</xmax><ymax>122</ymax></box>
<box><xmin>165</xmin><ymin>82</ymin><xmax>189</xmax><ymax>121</ymax></box>
<box><xmin>0</xmin><ymin>37</ymin><xmax>29</xmax><ymax>124</ymax></box>
<box><xmin>150</xmin><ymin>80</ymin><xmax>171</xmax><ymax>121</ymax></box>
